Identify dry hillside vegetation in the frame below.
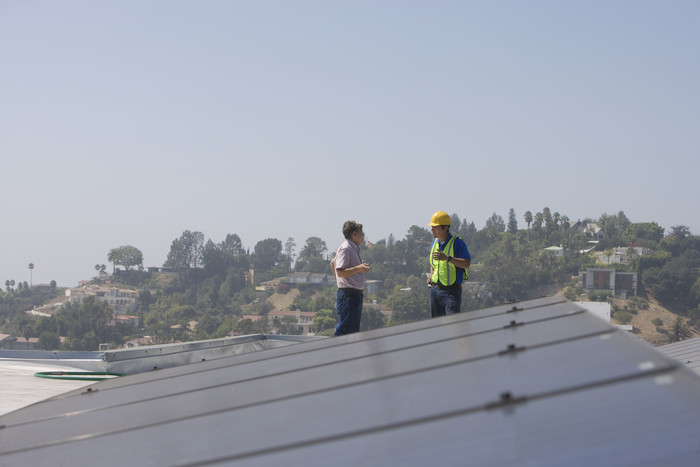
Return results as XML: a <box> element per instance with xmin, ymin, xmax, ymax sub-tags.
<box><xmin>555</xmin><ymin>290</ymin><xmax>699</xmax><ymax>346</ymax></box>
<box><xmin>267</xmin><ymin>288</ymin><xmax>301</xmax><ymax>311</ymax></box>
<box><xmin>612</xmin><ymin>296</ymin><xmax>700</xmax><ymax>346</ymax></box>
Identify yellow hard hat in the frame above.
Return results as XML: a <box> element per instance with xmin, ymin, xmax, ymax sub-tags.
<box><xmin>428</xmin><ymin>211</ymin><xmax>451</xmax><ymax>226</ymax></box>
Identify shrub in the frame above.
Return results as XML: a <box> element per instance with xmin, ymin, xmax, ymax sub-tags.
<box><xmin>564</xmin><ymin>287</ymin><xmax>578</xmax><ymax>301</ymax></box>
<box><xmin>629</xmin><ymin>296</ymin><xmax>649</xmax><ymax>311</ymax></box>
<box><xmin>652</xmin><ymin>318</ymin><xmax>663</xmax><ymax>327</ymax></box>
<box><xmin>613</xmin><ymin>310</ymin><xmax>633</xmax><ymax>324</ymax></box>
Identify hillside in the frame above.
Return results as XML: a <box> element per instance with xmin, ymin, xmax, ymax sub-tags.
<box><xmin>267</xmin><ymin>288</ymin><xmax>301</xmax><ymax>311</ymax></box>
<box><xmin>554</xmin><ymin>289</ymin><xmax>700</xmax><ymax>347</ymax></box>
<box><xmin>615</xmin><ymin>295</ymin><xmax>700</xmax><ymax>346</ymax></box>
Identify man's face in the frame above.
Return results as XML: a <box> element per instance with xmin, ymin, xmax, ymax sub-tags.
<box><xmin>351</xmin><ymin>229</ymin><xmax>365</xmax><ymax>246</ymax></box>
<box><xmin>431</xmin><ymin>225</ymin><xmax>448</xmax><ymax>240</ymax></box>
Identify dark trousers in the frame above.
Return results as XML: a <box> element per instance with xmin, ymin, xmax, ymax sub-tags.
<box><xmin>430</xmin><ymin>284</ymin><xmax>462</xmax><ymax>317</ymax></box>
<box><xmin>335</xmin><ymin>288</ymin><xmax>363</xmax><ymax>336</ymax></box>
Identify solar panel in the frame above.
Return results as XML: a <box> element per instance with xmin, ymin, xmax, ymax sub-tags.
<box><xmin>658</xmin><ymin>336</ymin><xmax>700</xmax><ymax>375</ymax></box>
<box><xmin>2</xmin><ymin>296</ymin><xmax>699</xmax><ymax>466</ymax></box>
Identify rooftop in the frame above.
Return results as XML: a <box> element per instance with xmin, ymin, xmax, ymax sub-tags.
<box><xmin>2</xmin><ymin>296</ymin><xmax>700</xmax><ymax>466</ymax></box>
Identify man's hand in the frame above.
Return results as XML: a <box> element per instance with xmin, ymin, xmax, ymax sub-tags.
<box><xmin>432</xmin><ymin>251</ymin><xmax>447</xmax><ymax>261</ymax></box>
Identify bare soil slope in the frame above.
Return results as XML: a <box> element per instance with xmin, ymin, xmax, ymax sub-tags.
<box><xmin>555</xmin><ymin>289</ymin><xmax>700</xmax><ymax>347</ymax></box>
<box><xmin>267</xmin><ymin>288</ymin><xmax>301</xmax><ymax>311</ymax></box>
<box><xmin>614</xmin><ymin>295</ymin><xmax>700</xmax><ymax>346</ymax></box>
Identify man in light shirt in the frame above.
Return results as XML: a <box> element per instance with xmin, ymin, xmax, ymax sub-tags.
<box><xmin>330</xmin><ymin>220</ymin><xmax>371</xmax><ymax>336</ymax></box>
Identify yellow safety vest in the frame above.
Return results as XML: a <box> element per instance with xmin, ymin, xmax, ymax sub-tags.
<box><xmin>430</xmin><ymin>236</ymin><xmax>467</xmax><ymax>285</ymax></box>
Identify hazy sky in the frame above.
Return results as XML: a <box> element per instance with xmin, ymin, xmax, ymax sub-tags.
<box><xmin>1</xmin><ymin>1</ymin><xmax>698</xmax><ymax>288</ymax></box>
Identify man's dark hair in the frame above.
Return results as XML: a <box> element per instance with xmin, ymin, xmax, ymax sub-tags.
<box><xmin>342</xmin><ymin>220</ymin><xmax>363</xmax><ymax>239</ymax></box>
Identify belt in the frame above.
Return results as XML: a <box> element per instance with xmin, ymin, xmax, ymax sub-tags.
<box><xmin>339</xmin><ymin>287</ymin><xmax>363</xmax><ymax>294</ymax></box>
<box><xmin>432</xmin><ymin>282</ymin><xmax>461</xmax><ymax>290</ymax></box>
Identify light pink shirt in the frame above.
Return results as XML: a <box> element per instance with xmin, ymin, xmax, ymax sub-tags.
<box><xmin>332</xmin><ymin>239</ymin><xmax>365</xmax><ymax>290</ymax></box>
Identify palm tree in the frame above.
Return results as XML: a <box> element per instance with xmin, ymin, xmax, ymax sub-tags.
<box><xmin>28</xmin><ymin>263</ymin><xmax>34</xmax><ymax>287</ymax></box>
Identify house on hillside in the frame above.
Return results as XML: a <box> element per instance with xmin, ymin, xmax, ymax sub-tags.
<box><xmin>463</xmin><ymin>282</ymin><xmax>494</xmax><ymax>299</ymax></box>
<box><xmin>146</xmin><ymin>266</ymin><xmax>175</xmax><ymax>274</ymax></box>
<box><xmin>112</xmin><ymin>315</ymin><xmax>140</xmax><ymax>326</ymax></box>
<box><xmin>578</xmin><ymin>268</ymin><xmax>638</xmax><ymax>298</ymax></box>
<box><xmin>594</xmin><ymin>246</ymin><xmax>652</xmax><ymax>265</ymax></box>
<box><xmin>0</xmin><ymin>334</ymin><xmax>38</xmax><ymax>350</ymax></box>
<box><xmin>571</xmin><ymin>221</ymin><xmax>605</xmax><ymax>240</ymax></box>
<box><xmin>0</xmin><ymin>334</ymin><xmax>17</xmax><ymax>349</ymax></box>
<box><xmin>543</xmin><ymin>246</ymin><xmax>564</xmax><ymax>257</ymax></box>
<box><xmin>31</xmin><ymin>284</ymin><xmax>55</xmax><ymax>293</ymax></box>
<box><xmin>366</xmin><ymin>280</ymin><xmax>381</xmax><ymax>295</ymax></box>
<box><xmin>268</xmin><ymin>309</ymin><xmax>316</xmax><ymax>335</ymax></box>
<box><xmin>284</xmin><ymin>273</ymin><xmax>333</xmax><ymax>285</ymax></box>
<box><xmin>65</xmin><ymin>285</ymin><xmax>139</xmax><ymax>315</ymax></box>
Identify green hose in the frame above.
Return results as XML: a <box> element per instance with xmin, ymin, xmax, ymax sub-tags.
<box><xmin>34</xmin><ymin>371</ymin><xmax>126</xmax><ymax>381</ymax></box>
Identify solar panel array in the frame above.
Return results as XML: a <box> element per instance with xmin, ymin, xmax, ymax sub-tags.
<box><xmin>2</xmin><ymin>296</ymin><xmax>700</xmax><ymax>466</ymax></box>
<box><xmin>659</xmin><ymin>336</ymin><xmax>700</xmax><ymax>376</ymax></box>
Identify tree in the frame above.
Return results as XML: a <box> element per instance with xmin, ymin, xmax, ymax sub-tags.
<box><xmin>524</xmin><ymin>211</ymin><xmax>533</xmax><ymax>230</ymax></box>
<box><xmin>164</xmin><ymin>231</ymin><xmax>205</xmax><ymax>274</ymax></box>
<box><xmin>386</xmin><ymin>277</ymin><xmax>430</xmax><ymax>325</ymax></box>
<box><xmin>450</xmin><ymin>213</ymin><xmax>462</xmax><ymax>235</ymax></box>
<box><xmin>298</xmin><ymin>237</ymin><xmax>327</xmax><ymax>260</ymax></box>
<box><xmin>507</xmin><ymin>208</ymin><xmax>518</xmax><ymax>234</ymax></box>
<box><xmin>669</xmin><ymin>316</ymin><xmax>692</xmax><ymax>343</ymax></box>
<box><xmin>295</xmin><ymin>237</ymin><xmax>329</xmax><ymax>273</ymax></box>
<box><xmin>202</xmin><ymin>234</ymin><xmax>250</xmax><ymax>277</ymax></box>
<box><xmin>670</xmin><ymin>225</ymin><xmax>691</xmax><ymax>240</ymax></box>
<box><xmin>195</xmin><ymin>313</ymin><xmax>224</xmax><ymax>338</ymax></box>
<box><xmin>599</xmin><ymin>211</ymin><xmax>631</xmax><ymax>239</ymax></box>
<box><xmin>559</xmin><ymin>215</ymin><xmax>571</xmax><ymax>230</ymax></box>
<box><xmin>60</xmin><ymin>296</ymin><xmax>114</xmax><ymax>350</ymax></box>
<box><xmin>37</xmin><ymin>331</ymin><xmax>61</xmax><ymax>350</ymax></box>
<box><xmin>485</xmin><ymin>213</ymin><xmax>505</xmax><ymax>233</ymax></box>
<box><xmin>387</xmin><ymin>290</ymin><xmax>427</xmax><ymax>325</ymax></box>
<box><xmin>533</xmin><ymin>212</ymin><xmax>543</xmax><ymax>233</ymax></box>
<box><xmin>391</xmin><ymin>225</ymin><xmax>433</xmax><ymax>276</ymax></box>
<box><xmin>201</xmin><ymin>240</ymin><xmax>225</xmax><ymax>275</ymax></box>
<box><xmin>253</xmin><ymin>238</ymin><xmax>283</xmax><ymax>273</ymax></box>
<box><xmin>108</xmin><ymin>245</ymin><xmax>144</xmax><ymax>271</ymax></box>
<box><xmin>312</xmin><ymin>309</ymin><xmax>337</xmax><ymax>335</ymax></box>
<box><xmin>235</xmin><ymin>318</ymin><xmax>254</xmax><ymax>335</ymax></box>
<box><xmin>624</xmin><ymin>222</ymin><xmax>665</xmax><ymax>245</ymax></box>
<box><xmin>221</xmin><ymin>233</ymin><xmax>245</xmax><ymax>256</ymax></box>
<box><xmin>360</xmin><ymin>306</ymin><xmax>386</xmax><ymax>331</ymax></box>
<box><xmin>274</xmin><ymin>315</ymin><xmax>302</xmax><ymax>335</ymax></box>
<box><xmin>284</xmin><ymin>237</ymin><xmax>296</xmax><ymax>272</ymax></box>
<box><xmin>484</xmin><ymin>213</ymin><xmax>506</xmax><ymax>245</ymax></box>
<box><xmin>543</xmin><ymin>207</ymin><xmax>555</xmax><ymax>242</ymax></box>
<box><xmin>12</xmin><ymin>313</ymin><xmax>35</xmax><ymax>345</ymax></box>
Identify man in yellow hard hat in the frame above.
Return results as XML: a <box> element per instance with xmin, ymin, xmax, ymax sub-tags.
<box><xmin>427</xmin><ymin>211</ymin><xmax>471</xmax><ymax>317</ymax></box>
